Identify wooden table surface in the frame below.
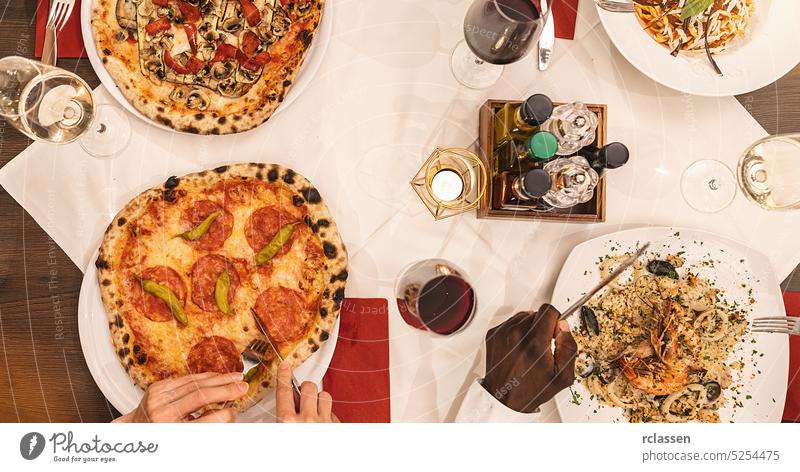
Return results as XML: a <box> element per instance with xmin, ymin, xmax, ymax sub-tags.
<box><xmin>1</xmin><ymin>1</ymin><xmax>799</xmax><ymax>422</ymax></box>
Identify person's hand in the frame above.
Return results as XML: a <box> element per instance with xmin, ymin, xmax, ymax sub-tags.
<box><xmin>113</xmin><ymin>372</ymin><xmax>248</xmax><ymax>423</ymax></box>
<box><xmin>481</xmin><ymin>304</ymin><xmax>577</xmax><ymax>413</ymax></box>
<box><xmin>276</xmin><ymin>361</ymin><xmax>339</xmax><ymax>423</ymax></box>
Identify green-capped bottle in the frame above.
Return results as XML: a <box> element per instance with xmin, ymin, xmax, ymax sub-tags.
<box><xmin>520</xmin><ymin>130</ymin><xmax>559</xmax><ymax>161</ymax></box>
<box><xmin>494</xmin><ymin>130</ymin><xmax>559</xmax><ymax>175</ymax></box>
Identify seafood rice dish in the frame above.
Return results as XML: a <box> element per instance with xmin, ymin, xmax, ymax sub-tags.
<box><xmin>573</xmin><ymin>253</ymin><xmax>748</xmax><ymax>422</ymax></box>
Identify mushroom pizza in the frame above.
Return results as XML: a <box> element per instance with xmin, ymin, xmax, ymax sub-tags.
<box><xmin>91</xmin><ymin>0</ymin><xmax>323</xmax><ymax>134</ymax></box>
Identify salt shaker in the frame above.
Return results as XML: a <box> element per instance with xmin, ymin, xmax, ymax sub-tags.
<box><xmin>542</xmin><ymin>155</ymin><xmax>599</xmax><ymax>208</ymax></box>
<box><xmin>542</xmin><ymin>102</ymin><xmax>598</xmax><ymax>156</ymax></box>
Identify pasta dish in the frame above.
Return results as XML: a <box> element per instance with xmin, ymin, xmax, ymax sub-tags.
<box><xmin>634</xmin><ymin>0</ymin><xmax>756</xmax><ymax>75</ymax></box>
<box><xmin>573</xmin><ymin>253</ymin><xmax>749</xmax><ymax>422</ymax></box>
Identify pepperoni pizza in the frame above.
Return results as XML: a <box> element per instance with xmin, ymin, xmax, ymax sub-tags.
<box><xmin>96</xmin><ymin>163</ymin><xmax>347</xmax><ymax>411</ymax></box>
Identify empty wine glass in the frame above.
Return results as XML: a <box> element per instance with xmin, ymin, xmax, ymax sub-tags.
<box><xmin>0</xmin><ymin>56</ymin><xmax>130</xmax><ymax>158</ymax></box>
<box><xmin>681</xmin><ymin>159</ymin><xmax>737</xmax><ymax>213</ymax></box>
<box><xmin>451</xmin><ymin>0</ymin><xmax>547</xmax><ymax>89</ymax></box>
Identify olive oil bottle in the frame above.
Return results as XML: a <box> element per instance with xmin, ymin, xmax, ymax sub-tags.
<box><xmin>494</xmin><ymin>94</ymin><xmax>554</xmax><ymax>148</ymax></box>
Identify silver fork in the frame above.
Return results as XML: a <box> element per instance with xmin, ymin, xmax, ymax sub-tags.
<box><xmin>751</xmin><ymin>317</ymin><xmax>800</xmax><ymax>336</ymax></box>
<box><xmin>594</xmin><ymin>0</ymin><xmax>636</xmax><ymax>13</ymax></box>
<box><xmin>221</xmin><ymin>339</ymin><xmax>271</xmax><ymax>409</ymax></box>
<box><xmin>42</xmin><ymin>0</ymin><xmax>76</xmax><ymax>66</ymax></box>
<box><xmin>241</xmin><ymin>338</ymin><xmax>270</xmax><ymax>379</ymax></box>
<box><xmin>242</xmin><ymin>337</ymin><xmax>302</xmax><ymax>405</ymax></box>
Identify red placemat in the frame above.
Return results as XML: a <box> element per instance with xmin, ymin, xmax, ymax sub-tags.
<box><xmin>33</xmin><ymin>0</ymin><xmax>580</xmax><ymax>61</ymax></box>
<box><xmin>323</xmin><ymin>298</ymin><xmax>391</xmax><ymax>423</ymax></box>
<box><xmin>782</xmin><ymin>292</ymin><xmax>800</xmax><ymax>422</ymax></box>
<box><xmin>35</xmin><ymin>0</ymin><xmax>87</xmax><ymax>59</ymax></box>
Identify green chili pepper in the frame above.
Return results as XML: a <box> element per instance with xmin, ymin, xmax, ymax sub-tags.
<box><xmin>140</xmin><ymin>278</ymin><xmax>188</xmax><ymax>326</ymax></box>
<box><xmin>215</xmin><ymin>270</ymin><xmax>232</xmax><ymax>315</ymax></box>
<box><xmin>176</xmin><ymin>211</ymin><xmax>220</xmax><ymax>241</ymax></box>
<box><xmin>254</xmin><ymin>223</ymin><xmax>297</xmax><ymax>265</ymax></box>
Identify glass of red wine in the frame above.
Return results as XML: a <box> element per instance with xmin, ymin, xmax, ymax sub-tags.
<box><xmin>451</xmin><ymin>0</ymin><xmax>546</xmax><ymax>89</ymax></box>
<box><xmin>395</xmin><ymin>259</ymin><xmax>476</xmax><ymax>335</ymax></box>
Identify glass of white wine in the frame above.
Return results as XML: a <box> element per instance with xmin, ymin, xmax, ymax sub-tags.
<box><xmin>738</xmin><ymin>133</ymin><xmax>800</xmax><ymax>210</ymax></box>
<box><xmin>0</xmin><ymin>56</ymin><xmax>130</xmax><ymax>158</ymax></box>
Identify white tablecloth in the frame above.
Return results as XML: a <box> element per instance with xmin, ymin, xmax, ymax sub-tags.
<box><xmin>2</xmin><ymin>0</ymin><xmax>799</xmax><ymax>422</ymax></box>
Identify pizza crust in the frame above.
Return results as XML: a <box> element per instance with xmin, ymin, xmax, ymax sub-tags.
<box><xmin>90</xmin><ymin>0</ymin><xmax>324</xmax><ymax>135</ymax></box>
<box><xmin>97</xmin><ymin>163</ymin><xmax>347</xmax><ymax>411</ymax></box>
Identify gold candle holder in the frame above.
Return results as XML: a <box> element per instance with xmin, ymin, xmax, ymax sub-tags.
<box><xmin>411</xmin><ymin>147</ymin><xmax>487</xmax><ymax>220</ymax></box>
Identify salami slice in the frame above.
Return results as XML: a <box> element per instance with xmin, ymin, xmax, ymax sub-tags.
<box><xmin>189</xmin><ymin>255</ymin><xmax>241</xmax><ymax>313</ymax></box>
<box><xmin>129</xmin><ymin>266</ymin><xmax>187</xmax><ymax>322</ymax></box>
<box><xmin>186</xmin><ymin>336</ymin><xmax>243</xmax><ymax>374</ymax></box>
<box><xmin>244</xmin><ymin>206</ymin><xmax>302</xmax><ymax>254</ymax></box>
<box><xmin>180</xmin><ymin>200</ymin><xmax>233</xmax><ymax>251</ymax></box>
<box><xmin>253</xmin><ymin>287</ymin><xmax>313</xmax><ymax>343</ymax></box>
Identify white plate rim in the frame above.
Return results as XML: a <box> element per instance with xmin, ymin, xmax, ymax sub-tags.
<box><xmin>595</xmin><ymin>1</ymin><xmax>800</xmax><ymax>97</ymax></box>
<box><xmin>551</xmin><ymin>225</ymin><xmax>789</xmax><ymax>423</ymax></box>
<box><xmin>80</xmin><ymin>0</ymin><xmax>334</xmax><ymax>134</ymax></box>
<box><xmin>78</xmin><ymin>247</ymin><xmax>340</xmax><ymax>422</ymax></box>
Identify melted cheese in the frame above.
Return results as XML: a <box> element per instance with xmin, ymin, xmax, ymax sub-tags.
<box><xmin>169</xmin><ymin>24</ymin><xmax>191</xmax><ymax>56</ymax></box>
<box><xmin>118</xmin><ymin>181</ymin><xmax>323</xmax><ymax>377</ymax></box>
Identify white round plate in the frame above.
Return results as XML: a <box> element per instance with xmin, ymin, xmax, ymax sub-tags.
<box><xmin>78</xmin><ymin>249</ymin><xmax>340</xmax><ymax>422</ymax></box>
<box><xmin>81</xmin><ymin>0</ymin><xmax>333</xmax><ymax>133</ymax></box>
<box><xmin>553</xmin><ymin>227</ymin><xmax>789</xmax><ymax>422</ymax></box>
<box><xmin>596</xmin><ymin>1</ymin><xmax>800</xmax><ymax>96</ymax></box>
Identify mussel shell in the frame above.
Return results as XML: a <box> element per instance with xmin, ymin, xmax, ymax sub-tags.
<box><xmin>704</xmin><ymin>381</ymin><xmax>722</xmax><ymax>403</ymax></box>
<box><xmin>575</xmin><ymin>352</ymin><xmax>596</xmax><ymax>378</ymax></box>
<box><xmin>580</xmin><ymin>306</ymin><xmax>599</xmax><ymax>336</ymax></box>
<box><xmin>646</xmin><ymin>260</ymin><xmax>678</xmax><ymax>279</ymax></box>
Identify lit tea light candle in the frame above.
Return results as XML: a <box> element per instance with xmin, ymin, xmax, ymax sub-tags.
<box><xmin>430</xmin><ymin>169</ymin><xmax>464</xmax><ymax>202</ymax></box>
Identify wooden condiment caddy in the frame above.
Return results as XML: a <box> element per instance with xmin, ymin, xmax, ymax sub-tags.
<box><xmin>477</xmin><ymin>99</ymin><xmax>608</xmax><ymax>222</ymax></box>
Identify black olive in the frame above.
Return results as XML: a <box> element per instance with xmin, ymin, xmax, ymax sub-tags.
<box><xmin>164</xmin><ymin>176</ymin><xmax>180</xmax><ymax>189</ymax></box>
<box><xmin>580</xmin><ymin>306</ymin><xmax>599</xmax><ymax>336</ymax></box>
<box><xmin>646</xmin><ymin>260</ymin><xmax>678</xmax><ymax>279</ymax></box>
<box><xmin>704</xmin><ymin>381</ymin><xmax>721</xmax><ymax>402</ymax></box>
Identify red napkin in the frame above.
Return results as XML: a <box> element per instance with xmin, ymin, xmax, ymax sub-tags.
<box><xmin>552</xmin><ymin>0</ymin><xmax>580</xmax><ymax>40</ymax></box>
<box><xmin>782</xmin><ymin>292</ymin><xmax>800</xmax><ymax>422</ymax></box>
<box><xmin>323</xmin><ymin>298</ymin><xmax>391</xmax><ymax>423</ymax></box>
<box><xmin>35</xmin><ymin>0</ymin><xmax>87</xmax><ymax>59</ymax></box>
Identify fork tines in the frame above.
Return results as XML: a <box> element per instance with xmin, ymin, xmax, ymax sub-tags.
<box><xmin>247</xmin><ymin>338</ymin><xmax>270</xmax><ymax>355</ymax></box>
<box><xmin>46</xmin><ymin>1</ymin><xmax>76</xmax><ymax>31</ymax></box>
<box><xmin>751</xmin><ymin>317</ymin><xmax>800</xmax><ymax>335</ymax></box>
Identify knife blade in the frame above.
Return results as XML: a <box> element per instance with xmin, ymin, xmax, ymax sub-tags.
<box><xmin>251</xmin><ymin>308</ymin><xmax>302</xmax><ymax>403</ymax></box>
<box><xmin>559</xmin><ymin>242</ymin><xmax>651</xmax><ymax>320</ymax></box>
<box><xmin>538</xmin><ymin>0</ymin><xmax>555</xmax><ymax>71</ymax></box>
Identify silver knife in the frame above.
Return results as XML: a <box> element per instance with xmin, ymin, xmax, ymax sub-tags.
<box><xmin>251</xmin><ymin>308</ymin><xmax>302</xmax><ymax>402</ymax></box>
<box><xmin>538</xmin><ymin>0</ymin><xmax>555</xmax><ymax>71</ymax></box>
<box><xmin>559</xmin><ymin>242</ymin><xmax>651</xmax><ymax>320</ymax></box>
